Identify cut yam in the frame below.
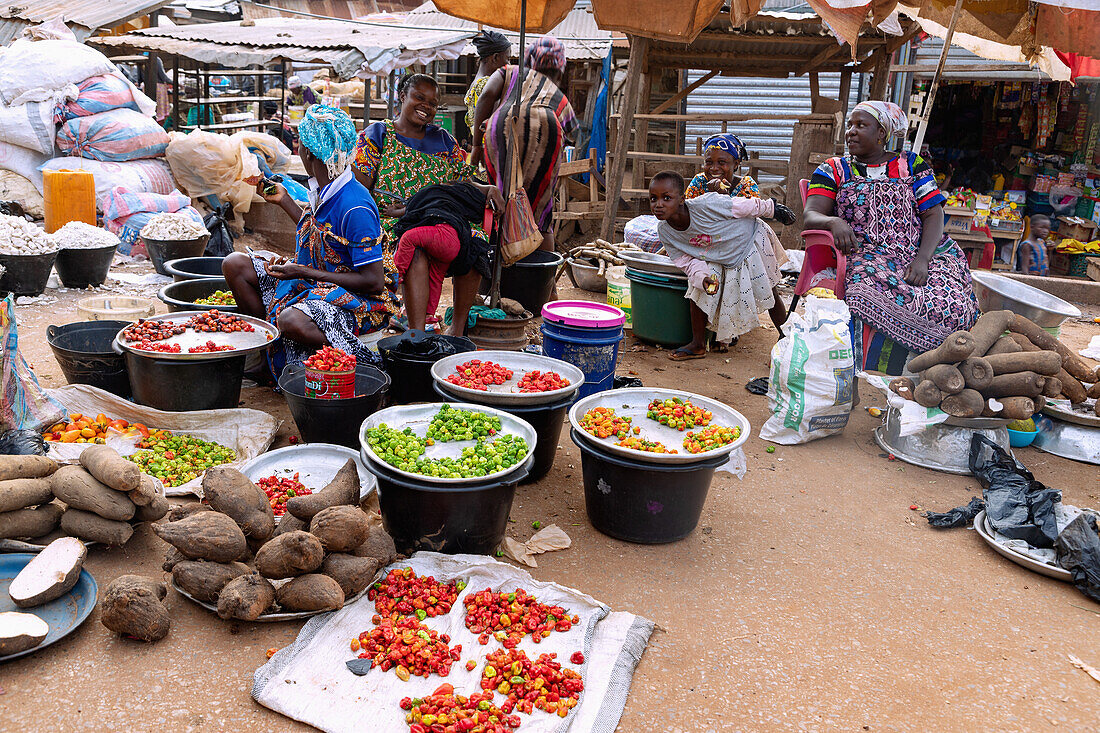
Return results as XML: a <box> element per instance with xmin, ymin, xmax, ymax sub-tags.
<box><xmin>286</xmin><ymin>459</ymin><xmax>359</xmax><ymax>521</ymax></box>
<box><xmin>888</xmin><ymin>377</ymin><xmax>914</xmax><ymax>400</ymax></box>
<box><xmin>0</xmin><ymin>455</ymin><xmax>58</xmax><ymax>482</ymax></box>
<box><xmin>100</xmin><ymin>575</ymin><xmax>169</xmax><ymax>642</ymax></box>
<box><xmin>9</xmin><ymin>536</ymin><xmax>86</xmax><ymax>608</ymax></box>
<box><xmin>274</xmin><ymin>573</ymin><xmax>344</xmax><ymax>612</ymax></box>
<box><xmin>60</xmin><ymin>509</ymin><xmax>134</xmax><ymax>546</ymax></box>
<box><xmin>906</xmin><ymin>332</ymin><xmax>976</xmax><ymax>373</ymax></box>
<box><xmin>0</xmin><ymin>478</ymin><xmax>54</xmax><ymax>513</ymax></box>
<box><xmin>309</xmin><ymin>506</ymin><xmax>370</xmax><ymax>552</ymax></box>
<box><xmin>967</xmin><ymin>310</ymin><xmax>1015</xmax><ymax>357</ymax></box>
<box><xmin>1007</xmin><ymin>314</ymin><xmax>1098</xmax><ymax>383</ymax></box>
<box><xmin>940</xmin><ymin>389</ymin><xmax>985</xmax><ymax>418</ymax></box>
<box><xmin>50</xmin><ymin>465</ymin><xmax>135</xmax><ymax>522</ymax></box>
<box><xmin>216</xmin><ymin>574</ymin><xmax>276</xmax><ymax>621</ymax></box>
<box><xmin>151</xmin><ymin>510</ymin><xmax>248</xmax><ymax>562</ymax></box>
<box><xmin>78</xmin><ymin>445</ymin><xmax>140</xmax><ymax>493</ymax></box>
<box><xmin>0</xmin><ymin>503</ymin><xmax>64</xmax><ymax>540</ymax></box>
<box><xmin>922</xmin><ymin>364</ymin><xmax>964</xmax><ymax>394</ymax></box>
<box><xmin>0</xmin><ymin>611</ymin><xmax>49</xmax><ymax>655</ymax></box>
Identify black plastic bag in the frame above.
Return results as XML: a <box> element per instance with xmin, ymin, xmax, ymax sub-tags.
<box><xmin>746</xmin><ymin>377</ymin><xmax>769</xmax><ymax>395</ymax></box>
<box><xmin>924</xmin><ymin>497</ymin><xmax>985</xmax><ymax>529</ymax></box>
<box><xmin>613</xmin><ymin>376</ymin><xmax>643</xmax><ymax>389</ymax></box>
<box><xmin>0</xmin><ymin>429</ymin><xmax>48</xmax><ymax>456</ymax></box>
<box><xmin>203</xmin><ymin>203</ymin><xmax>235</xmax><ymax>257</ymax></box>
<box><xmin>384</xmin><ymin>330</ymin><xmax>461</xmax><ymax>359</ymax></box>
<box><xmin>968</xmin><ymin>434</ymin><xmax>1061</xmax><ymax>548</ymax></box>
<box><xmin>1055</xmin><ymin>513</ymin><xmax>1100</xmax><ymax>603</ymax></box>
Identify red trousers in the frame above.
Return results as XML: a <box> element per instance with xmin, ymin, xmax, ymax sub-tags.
<box><xmin>395</xmin><ymin>224</ymin><xmax>461</xmax><ymax>315</ymax></box>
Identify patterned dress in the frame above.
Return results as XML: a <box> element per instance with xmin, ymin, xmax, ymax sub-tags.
<box><xmin>685</xmin><ymin>173</ymin><xmax>760</xmax><ymax>200</ymax></box>
<box><xmin>483</xmin><ymin>66</ymin><xmax>578</xmax><ymax>231</ymax></box>
<box><xmin>464</xmin><ymin>75</ymin><xmax>490</xmax><ymax>134</ymax></box>
<box><xmin>352</xmin><ymin>119</ymin><xmax>478</xmax><ymax>242</ymax></box>
<box><xmin>809</xmin><ymin>152</ymin><xmax>979</xmax><ymax>374</ymax></box>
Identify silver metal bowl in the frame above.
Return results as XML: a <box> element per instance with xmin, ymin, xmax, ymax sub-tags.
<box><xmin>618</xmin><ymin>250</ymin><xmax>686</xmax><ymax>277</ymax></box>
<box><xmin>970</xmin><ymin>271</ymin><xmax>1081</xmax><ymax>328</ymax></box>
<box><xmin>566</xmin><ymin>258</ymin><xmax>608</xmax><ymax>292</ymax></box>
<box><xmin>872</xmin><ymin>406</ymin><xmax>1011</xmax><ymax>474</ymax></box>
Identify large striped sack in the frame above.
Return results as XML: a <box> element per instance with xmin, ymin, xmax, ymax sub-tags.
<box><xmin>57</xmin><ymin>108</ymin><xmax>169</xmax><ymax>162</ymax></box>
<box><xmin>61</xmin><ymin>72</ymin><xmax>155</xmax><ymax>120</ymax></box>
<box><xmin>102</xmin><ymin>187</ymin><xmax>200</xmax><ymax>252</ymax></box>
<box><xmin>39</xmin><ymin>157</ymin><xmax>175</xmax><ymax>211</ymax></box>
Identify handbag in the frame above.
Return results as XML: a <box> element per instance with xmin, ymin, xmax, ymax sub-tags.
<box><xmin>499</xmin><ymin>115</ymin><xmax>543</xmax><ymax>265</ymax></box>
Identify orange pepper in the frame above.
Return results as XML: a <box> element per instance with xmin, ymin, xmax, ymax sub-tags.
<box><xmin>69</xmin><ymin>413</ymin><xmax>83</xmax><ymax>422</ymax></box>
<box><xmin>109</xmin><ymin>419</ymin><xmax>129</xmax><ymax>430</ymax></box>
<box><xmin>95</xmin><ymin>413</ymin><xmax>108</xmax><ymax>425</ymax></box>
<box><xmin>79</xmin><ymin>427</ymin><xmax>96</xmax><ymax>438</ymax></box>
<box><xmin>60</xmin><ymin>430</ymin><xmax>82</xmax><ymax>443</ymax></box>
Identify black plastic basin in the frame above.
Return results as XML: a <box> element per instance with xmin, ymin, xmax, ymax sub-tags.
<box><xmin>47</xmin><ymin>320</ymin><xmax>131</xmax><ymax>397</ymax></box>
<box><xmin>159</xmin><ymin>278</ymin><xmax>239</xmax><ymax>313</ymax></box>
<box><xmin>377</xmin><ymin>332</ymin><xmax>476</xmax><ymax>405</ymax></box>
<box><xmin>164</xmin><ymin>256</ymin><xmax>225</xmax><ymax>282</ymax></box>
<box><xmin>142</xmin><ymin>235</ymin><xmax>210</xmax><ymax>276</ymax></box>
<box><xmin>0</xmin><ymin>251</ymin><xmax>58</xmax><ymax>296</ymax></box>
<box><xmin>124</xmin><ymin>351</ymin><xmax>246</xmax><ymax>411</ymax></box>
<box><xmin>54</xmin><ymin>244</ymin><xmax>118</xmax><ymax>289</ymax></box>
<box><xmin>279</xmin><ymin>364</ymin><xmax>390</xmax><ymax>449</ymax></box>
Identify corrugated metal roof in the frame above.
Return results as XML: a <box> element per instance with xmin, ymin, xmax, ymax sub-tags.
<box><xmin>910</xmin><ymin>36</ymin><xmax>1049</xmax><ymax>81</ymax></box>
<box><xmin>92</xmin><ymin>16</ymin><xmax>475</xmax><ymax>78</ymax></box>
<box><xmin>402</xmin><ymin>2</ymin><xmax>615</xmax><ymax>61</ymax></box>
<box><xmin>0</xmin><ymin>0</ymin><xmax>172</xmax><ymax>45</ymax></box>
<box><xmin>241</xmin><ymin>0</ymin><xmax>423</xmax><ymax>18</ymax></box>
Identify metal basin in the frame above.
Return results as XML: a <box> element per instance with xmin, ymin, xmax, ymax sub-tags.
<box><xmin>872</xmin><ymin>407</ymin><xmax>1012</xmax><ymax>474</ymax></box>
<box><xmin>618</xmin><ymin>250</ymin><xmax>686</xmax><ymax>277</ymax></box>
<box><xmin>1033</xmin><ymin>416</ymin><xmax>1100</xmax><ymax>466</ymax></box>
<box><xmin>566</xmin><ymin>257</ymin><xmax>607</xmax><ymax>292</ymax></box>
<box><xmin>970</xmin><ymin>271</ymin><xmax>1081</xmax><ymax>328</ymax></box>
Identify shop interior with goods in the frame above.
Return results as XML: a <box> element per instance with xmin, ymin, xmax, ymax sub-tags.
<box><xmin>916</xmin><ymin>77</ymin><xmax>1100</xmax><ymax>278</ymax></box>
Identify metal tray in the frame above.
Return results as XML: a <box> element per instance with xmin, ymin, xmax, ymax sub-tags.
<box><xmin>618</xmin><ymin>250</ymin><xmax>685</xmax><ymax>277</ymax></box>
<box><xmin>873</xmin><ymin>406</ymin><xmax>1011</xmax><ymax>475</ymax></box>
<box><xmin>430</xmin><ymin>350</ymin><xmax>584</xmax><ymax>406</ymax></box>
<box><xmin>568</xmin><ymin>387</ymin><xmax>750</xmax><ymax>465</ymax></box>
<box><xmin>1033</xmin><ymin>417</ymin><xmax>1100</xmax><ymax>466</ymax></box>
<box><xmin>240</xmin><ymin>444</ymin><xmax>377</xmax><ymax>522</ymax></box>
<box><xmin>972</xmin><ymin>510</ymin><xmax>1071</xmax><ymax>581</ymax></box>
<box><xmin>359</xmin><ymin>402</ymin><xmax>537</xmax><ymax>485</ymax></box>
<box><xmin>172</xmin><ymin>578</ymin><xmax>370</xmax><ymax>622</ymax></box>
<box><xmin>0</xmin><ymin>554</ymin><xmax>98</xmax><ymax>662</ymax></box>
<box><xmin>1041</xmin><ymin>397</ymin><xmax>1100</xmax><ymax>429</ymax></box>
<box><xmin>112</xmin><ymin>311</ymin><xmax>279</xmax><ymax>361</ymax></box>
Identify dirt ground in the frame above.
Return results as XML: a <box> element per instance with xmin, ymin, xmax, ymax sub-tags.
<box><xmin>2</xmin><ymin>259</ymin><xmax>1099</xmax><ymax>732</ymax></box>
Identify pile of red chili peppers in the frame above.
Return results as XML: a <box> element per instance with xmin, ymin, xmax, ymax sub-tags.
<box><xmin>369</xmin><ymin>567</ymin><xmax>462</xmax><ymax>619</ymax></box>
<box><xmin>480</xmin><ymin>648</ymin><xmax>584</xmax><ymax>717</ymax></box>
<box><xmin>353</xmin><ymin>615</ymin><xmax>461</xmax><ymax>680</ymax></box>
<box><xmin>463</xmin><ymin>588</ymin><xmax>579</xmax><ymax>647</ymax></box>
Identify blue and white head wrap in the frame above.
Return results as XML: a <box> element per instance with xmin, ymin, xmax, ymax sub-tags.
<box><xmin>297</xmin><ymin>104</ymin><xmax>357</xmax><ymax>178</ymax></box>
<box><xmin>702</xmin><ymin>133</ymin><xmax>747</xmax><ymax>162</ymax></box>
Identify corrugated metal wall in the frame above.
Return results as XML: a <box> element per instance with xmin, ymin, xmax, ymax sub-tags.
<box><xmin>911</xmin><ymin>37</ymin><xmax>1045</xmax><ymax>81</ymax></box>
<box><xmin>684</xmin><ymin>70</ymin><xmax>861</xmax><ymax>183</ymax></box>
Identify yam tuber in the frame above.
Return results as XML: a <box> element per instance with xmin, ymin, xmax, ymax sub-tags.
<box><xmin>940</xmin><ymin>389</ymin><xmax>985</xmax><ymax>418</ymax></box>
<box><xmin>1041</xmin><ymin>378</ymin><xmax>1063</xmax><ymax>399</ymax></box>
<box><xmin>913</xmin><ymin>380</ymin><xmax>944</xmax><ymax>408</ymax></box>
<box><xmin>275</xmin><ymin>574</ymin><xmax>344</xmax><ymax>612</ymax></box>
<box><xmin>983</xmin><ymin>351</ymin><xmax>1062</xmax><ymax>377</ymax></box>
<box><xmin>100</xmin><ymin>575</ymin><xmax>170</xmax><ymax>642</ymax></box>
<box><xmin>352</xmin><ymin>524</ymin><xmax>397</xmax><ymax>566</ymax></box>
<box><xmin>309</xmin><ymin>506</ymin><xmax>370</xmax><ymax>553</ymax></box>
<box><xmin>163</xmin><ymin>547</ymin><xmax>186</xmax><ymax>572</ymax></box>
<box><xmin>997</xmin><ymin>396</ymin><xmax>1037</xmax><ymax>421</ymax></box>
<box><xmin>0</xmin><ymin>478</ymin><xmax>53</xmax><ymax>513</ymax></box>
<box><xmin>981</xmin><ymin>371</ymin><xmax>1045</xmax><ymax>399</ymax></box>
<box><xmin>217</xmin><ymin>573</ymin><xmax>275</xmax><ymax>621</ymax></box>
<box><xmin>128</xmin><ymin>475</ymin><xmax>159</xmax><ymax>508</ymax></box>
<box><xmin>134</xmin><ymin>491</ymin><xmax>169</xmax><ymax>522</ymax></box>
<box><xmin>78</xmin><ymin>445</ymin><xmax>139</xmax><ymax>493</ymax></box>
<box><xmin>1008</xmin><ymin>333</ymin><xmax>1038</xmax><ymax>352</ymax></box>
<box><xmin>60</xmin><ymin>509</ymin><xmax>133</xmax><ymax>545</ymax></box>
<box><xmin>967</xmin><ymin>311</ymin><xmax>1015</xmax><ymax>357</ymax></box>
<box><xmin>1088</xmin><ymin>381</ymin><xmax>1100</xmax><ymax>400</ymax></box>
<box><xmin>286</xmin><ymin>459</ymin><xmax>359</xmax><ymax>521</ymax></box>
<box><xmin>254</xmin><ymin>531</ymin><xmax>324</xmax><ymax>579</ymax></box>
<box><xmin>958</xmin><ymin>357</ymin><xmax>993</xmax><ymax>390</ymax></box>
<box><xmin>906</xmin><ymin>331</ymin><xmax>976</xmax><ymax>373</ymax></box>
<box><xmin>201</xmin><ymin>466</ymin><xmax>275</xmax><ymax>542</ymax></box>
<box><xmin>985</xmin><ymin>336</ymin><xmax>1022</xmax><ymax>356</ymax></box>
<box><xmin>167</xmin><ymin>503</ymin><xmax>213</xmax><ymax>522</ymax></box>
<box><xmin>1007</xmin><ymin>314</ymin><xmax>1097</xmax><ymax>383</ymax></box>
<box><xmin>151</xmin><ymin>511</ymin><xmax>248</xmax><ymax>562</ymax></box>
<box><xmin>273</xmin><ymin>513</ymin><xmax>306</xmax><ymax>537</ymax></box>
<box><xmin>0</xmin><ymin>455</ymin><xmax>58</xmax><ymax>482</ymax></box>
<box><xmin>888</xmin><ymin>377</ymin><xmax>915</xmax><ymax>400</ymax></box>
<box><xmin>320</xmin><ymin>553</ymin><xmax>381</xmax><ymax>598</ymax></box>
<box><xmin>172</xmin><ymin>560</ymin><xmax>250</xmax><ymax>604</ymax></box>
<box><xmin>0</xmin><ymin>503</ymin><xmax>63</xmax><ymax>540</ymax></box>
<box><xmin>1057</xmin><ymin>369</ymin><xmax>1087</xmax><ymax>404</ymax></box>
<box><xmin>922</xmin><ymin>364</ymin><xmax>965</xmax><ymax>394</ymax></box>
<box><xmin>50</xmin><ymin>465</ymin><xmax>135</xmax><ymax>522</ymax></box>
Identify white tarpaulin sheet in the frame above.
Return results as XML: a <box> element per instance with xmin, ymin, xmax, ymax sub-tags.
<box><xmin>253</xmin><ymin>552</ymin><xmax>654</xmax><ymax>733</ymax></box>
<box><xmin>45</xmin><ymin>383</ymin><xmax>280</xmax><ymax>496</ymax></box>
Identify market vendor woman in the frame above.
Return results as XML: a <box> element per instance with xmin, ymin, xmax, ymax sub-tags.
<box><xmin>802</xmin><ymin>101</ymin><xmax>979</xmax><ymax>375</ymax></box>
<box><xmin>223</xmin><ymin>104</ymin><xmax>399</xmax><ymax>375</ymax></box>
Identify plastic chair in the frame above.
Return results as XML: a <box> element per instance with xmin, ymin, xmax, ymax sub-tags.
<box><xmin>789</xmin><ymin>180</ymin><xmax>845</xmax><ymax>316</ymax></box>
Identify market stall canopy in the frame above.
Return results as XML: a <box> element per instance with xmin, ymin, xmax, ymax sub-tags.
<box><xmin>401</xmin><ymin>2</ymin><xmax>616</xmax><ymax>61</ymax></box>
<box><xmin>431</xmin><ymin>0</ymin><xmax>731</xmax><ymax>43</ymax></box>
<box><xmin>90</xmin><ymin>16</ymin><xmax>475</xmax><ymax>78</ymax></box>
<box><xmin>0</xmin><ymin>0</ymin><xmax>174</xmax><ymax>45</ymax></box>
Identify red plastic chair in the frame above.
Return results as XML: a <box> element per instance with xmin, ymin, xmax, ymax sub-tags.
<box><xmin>792</xmin><ymin>179</ymin><xmax>846</xmax><ymax>304</ymax></box>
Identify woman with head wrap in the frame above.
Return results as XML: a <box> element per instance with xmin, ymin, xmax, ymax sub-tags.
<box><xmin>803</xmin><ymin>100</ymin><xmax>978</xmax><ymax>375</ymax></box>
<box><xmin>223</xmin><ymin>104</ymin><xmax>399</xmax><ymax>376</ymax></box>
<box><xmin>465</xmin><ymin>30</ymin><xmax>510</xmax><ymax>135</ymax></box>
<box><xmin>470</xmin><ymin>35</ymin><xmax>578</xmax><ymax>254</ymax></box>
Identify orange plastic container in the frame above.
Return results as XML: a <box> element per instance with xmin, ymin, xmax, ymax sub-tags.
<box><xmin>43</xmin><ymin>168</ymin><xmax>96</xmax><ymax>234</ymax></box>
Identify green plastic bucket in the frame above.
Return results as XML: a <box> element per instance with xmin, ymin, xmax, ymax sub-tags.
<box><xmin>625</xmin><ymin>268</ymin><xmax>692</xmax><ymax>347</ymax></box>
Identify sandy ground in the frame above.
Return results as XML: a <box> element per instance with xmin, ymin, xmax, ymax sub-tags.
<box><xmin>2</xmin><ymin>258</ymin><xmax>1099</xmax><ymax>732</ymax></box>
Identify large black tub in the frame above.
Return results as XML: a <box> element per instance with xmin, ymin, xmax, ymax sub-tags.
<box><xmin>164</xmin><ymin>256</ymin><xmax>225</xmax><ymax>282</ymax></box>
<box><xmin>280</xmin><ymin>364</ymin><xmax>390</xmax><ymax>449</ymax></box>
<box><xmin>47</xmin><ymin>320</ymin><xmax>131</xmax><ymax>397</ymax></box>
<box><xmin>365</xmin><ymin>453</ymin><xmax>530</xmax><ymax>555</ymax></box>
<box><xmin>481</xmin><ymin>249</ymin><xmax>562</xmax><ymax>316</ymax></box>
<box><xmin>571</xmin><ymin>429</ymin><xmax>727</xmax><ymax>543</ymax></box>
<box><xmin>377</xmin><ymin>331</ymin><xmax>476</xmax><ymax>405</ymax></box>
<box><xmin>122</xmin><ymin>351</ymin><xmax>247</xmax><ymax>411</ymax></box>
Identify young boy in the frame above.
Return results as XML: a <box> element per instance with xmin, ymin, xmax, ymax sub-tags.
<box><xmin>649</xmin><ymin>170</ymin><xmax>786</xmax><ymax>361</ymax></box>
<box><xmin>1018</xmin><ymin>214</ymin><xmax>1050</xmax><ymax>276</ymax></box>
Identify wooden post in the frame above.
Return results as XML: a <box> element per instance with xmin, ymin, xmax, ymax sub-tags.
<box><xmin>363</xmin><ymin>78</ymin><xmax>372</xmax><ymax>127</ymax></box>
<box><xmin>633</xmin><ymin>70</ymin><xmax>652</xmax><ymax>184</ymax></box>
<box><xmin>171</xmin><ymin>55</ymin><xmax>180</xmax><ymax>131</ymax></box>
<box><xmin>601</xmin><ymin>35</ymin><xmax>649</xmax><ymax>243</ymax></box>
<box><xmin>838</xmin><ymin>69</ymin><xmax>852</xmax><ymax>120</ymax></box>
<box><xmin>784</xmin><ymin>115</ymin><xmax>837</xmax><ymax>250</ymax></box>
<box><xmin>912</xmin><ymin>0</ymin><xmax>964</xmax><ymax>151</ymax></box>
<box><xmin>868</xmin><ymin>49</ymin><xmax>891</xmax><ymax>101</ymax></box>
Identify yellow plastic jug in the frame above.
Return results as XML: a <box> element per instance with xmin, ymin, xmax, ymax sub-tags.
<box><xmin>43</xmin><ymin>168</ymin><xmax>96</xmax><ymax>233</ymax></box>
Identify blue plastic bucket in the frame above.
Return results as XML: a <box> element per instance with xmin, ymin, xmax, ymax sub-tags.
<box><xmin>540</xmin><ymin>301</ymin><xmax>624</xmax><ymax>399</ymax></box>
